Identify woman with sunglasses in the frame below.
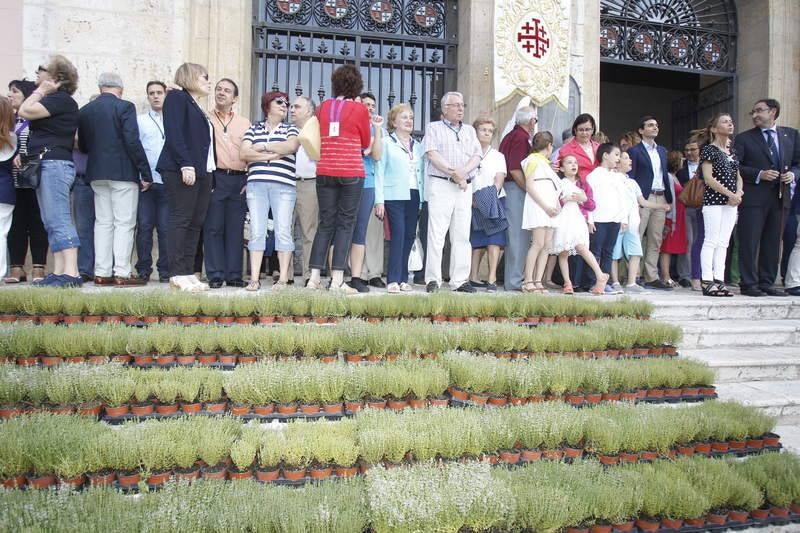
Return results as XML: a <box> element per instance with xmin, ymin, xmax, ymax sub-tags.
<box><xmin>156</xmin><ymin>62</ymin><xmax>215</xmax><ymax>292</ymax></box>
<box><xmin>240</xmin><ymin>91</ymin><xmax>299</xmax><ymax>291</ymax></box>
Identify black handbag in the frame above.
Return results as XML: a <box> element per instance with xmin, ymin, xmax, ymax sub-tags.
<box><xmin>18</xmin><ymin>148</ymin><xmax>48</xmax><ymax>189</ymax></box>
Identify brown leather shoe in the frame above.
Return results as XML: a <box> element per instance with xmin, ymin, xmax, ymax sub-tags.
<box><xmin>113</xmin><ymin>276</ymin><xmax>147</xmax><ymax>287</ymax></box>
<box><xmin>94</xmin><ymin>276</ymin><xmax>114</xmax><ymax>286</ymax></box>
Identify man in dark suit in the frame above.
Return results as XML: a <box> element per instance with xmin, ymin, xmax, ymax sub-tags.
<box><xmin>734</xmin><ymin>98</ymin><xmax>800</xmax><ymax>297</ymax></box>
<box><xmin>78</xmin><ymin>72</ymin><xmax>152</xmax><ymax>286</ymax></box>
<box><xmin>627</xmin><ymin>116</ymin><xmax>674</xmax><ymax>290</ymax></box>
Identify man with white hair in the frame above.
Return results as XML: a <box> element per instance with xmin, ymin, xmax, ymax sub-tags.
<box><xmin>78</xmin><ymin>72</ymin><xmax>152</xmax><ymax>286</ymax></box>
<box><xmin>499</xmin><ymin>105</ymin><xmax>536</xmax><ymax>291</ymax></box>
<box><xmin>422</xmin><ymin>91</ymin><xmax>482</xmax><ymax>293</ymax></box>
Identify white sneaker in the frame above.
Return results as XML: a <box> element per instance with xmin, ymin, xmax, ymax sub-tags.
<box><xmin>611</xmin><ymin>282</ymin><xmax>623</xmax><ymax>293</ymax></box>
<box><xmin>399</xmin><ymin>282</ymin><xmax>413</xmax><ymax>292</ymax></box>
<box><xmin>625</xmin><ymin>284</ymin><xmax>645</xmax><ymax>294</ymax></box>
<box><xmin>190</xmin><ymin>275</ymin><xmax>210</xmax><ymax>291</ymax></box>
<box><xmin>387</xmin><ymin>282</ymin><xmax>401</xmax><ymax>294</ymax></box>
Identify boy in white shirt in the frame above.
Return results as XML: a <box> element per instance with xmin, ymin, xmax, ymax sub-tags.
<box><xmin>611</xmin><ymin>151</ymin><xmax>670</xmax><ymax>293</ymax></box>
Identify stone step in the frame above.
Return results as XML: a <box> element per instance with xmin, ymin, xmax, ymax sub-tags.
<box><xmin>681</xmin><ymin>347</ymin><xmax>800</xmax><ymax>383</ymax></box>
<box><xmin>773</xmin><ymin>425</ymin><xmax>800</xmax><ymax>455</ymax></box>
<box><xmin>714</xmin><ymin>380</ymin><xmax>800</xmax><ymax>425</ymax></box>
<box><xmin>677</xmin><ymin>320</ymin><xmax>800</xmax><ymax>349</ymax></box>
<box><xmin>648</xmin><ymin>296</ymin><xmax>800</xmax><ymax>322</ymax></box>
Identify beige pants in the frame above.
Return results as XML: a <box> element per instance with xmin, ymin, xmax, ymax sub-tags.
<box><xmin>294</xmin><ymin>178</ymin><xmax>318</xmax><ymax>279</ymax></box>
<box><xmin>638</xmin><ymin>193</ymin><xmax>667</xmax><ymax>282</ymax></box>
<box><xmin>364</xmin><ymin>210</ymin><xmax>384</xmax><ymax>279</ymax></box>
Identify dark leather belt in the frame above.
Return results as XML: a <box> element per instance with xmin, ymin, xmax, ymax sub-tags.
<box><xmin>651</xmin><ymin>191</ymin><xmax>665</xmax><ymax>196</ymax></box>
<box><xmin>296</xmin><ymin>176</ymin><xmax>316</xmax><ymax>182</ymax></box>
<box><xmin>431</xmin><ymin>175</ymin><xmax>472</xmax><ymax>185</ymax></box>
<box><xmin>216</xmin><ymin>169</ymin><xmax>246</xmax><ymax>175</ymax></box>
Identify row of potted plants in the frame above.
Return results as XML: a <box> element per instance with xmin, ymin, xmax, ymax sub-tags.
<box><xmin>0</xmin><ymin>319</ymin><xmax>682</xmax><ymax>364</ymax></box>
<box><xmin>0</xmin><ymin>402</ymin><xmax>778</xmax><ymax>489</ymax></box>
<box><xmin>0</xmin><ymin>360</ymin><xmax>449</xmax><ymax>419</ymax></box>
<box><xmin>0</xmin><ymin>287</ymin><xmax>653</xmax><ymax>322</ymax></box>
<box><xmin>0</xmin><ymin>355</ymin><xmax>713</xmax><ymax>420</ymax></box>
<box><xmin>1</xmin><ymin>454</ymin><xmax>798</xmax><ymax>533</ymax></box>
<box><xmin>441</xmin><ymin>351</ymin><xmax>715</xmax><ymax>404</ymax></box>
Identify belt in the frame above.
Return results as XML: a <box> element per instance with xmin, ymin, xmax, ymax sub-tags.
<box><xmin>431</xmin><ymin>175</ymin><xmax>472</xmax><ymax>185</ymax></box>
<box><xmin>651</xmin><ymin>190</ymin><xmax>665</xmax><ymax>196</ymax></box>
<box><xmin>296</xmin><ymin>176</ymin><xmax>316</xmax><ymax>182</ymax></box>
<box><xmin>215</xmin><ymin>169</ymin><xmax>246</xmax><ymax>175</ymax></box>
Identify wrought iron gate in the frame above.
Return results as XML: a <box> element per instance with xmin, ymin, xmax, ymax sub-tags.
<box><xmin>252</xmin><ymin>0</ymin><xmax>458</xmax><ymax>133</ymax></box>
<box><xmin>671</xmin><ymin>77</ymin><xmax>735</xmax><ymax>148</ymax></box>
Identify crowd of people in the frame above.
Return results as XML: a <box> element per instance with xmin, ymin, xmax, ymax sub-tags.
<box><xmin>1</xmin><ymin>54</ymin><xmax>799</xmax><ymax>297</ymax></box>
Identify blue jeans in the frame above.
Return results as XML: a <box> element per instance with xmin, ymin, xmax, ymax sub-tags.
<box><xmin>38</xmin><ymin>160</ymin><xmax>80</xmax><ymax>254</ymax></box>
<box><xmin>246</xmin><ymin>180</ymin><xmax>296</xmax><ymax>252</ymax></box>
<box><xmin>204</xmin><ymin>172</ymin><xmax>247</xmax><ymax>281</ymax></box>
<box><xmin>585</xmin><ymin>222</ymin><xmax>620</xmax><ymax>288</ymax></box>
<box><xmin>352</xmin><ymin>186</ymin><xmax>375</xmax><ymax>246</ymax></box>
<box><xmin>502</xmin><ymin>181</ymin><xmax>531</xmax><ymax>290</ymax></box>
<box><xmin>71</xmin><ymin>174</ymin><xmax>94</xmax><ymax>275</ymax></box>
<box><xmin>385</xmin><ymin>189</ymin><xmax>420</xmax><ymax>284</ymax></box>
<box><xmin>135</xmin><ymin>183</ymin><xmax>170</xmax><ymax>279</ymax></box>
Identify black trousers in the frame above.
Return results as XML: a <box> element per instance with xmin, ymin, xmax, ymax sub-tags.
<box><xmin>8</xmin><ymin>188</ymin><xmax>48</xmax><ymax>266</ymax></box>
<box><xmin>162</xmin><ymin>170</ymin><xmax>212</xmax><ymax>276</ymax></box>
<box><xmin>737</xmin><ymin>196</ymin><xmax>785</xmax><ymax>289</ymax></box>
<box><xmin>584</xmin><ymin>222</ymin><xmax>620</xmax><ymax>288</ymax></box>
<box><xmin>308</xmin><ymin>176</ymin><xmax>362</xmax><ymax>271</ymax></box>
<box><xmin>203</xmin><ymin>171</ymin><xmax>247</xmax><ymax>281</ymax></box>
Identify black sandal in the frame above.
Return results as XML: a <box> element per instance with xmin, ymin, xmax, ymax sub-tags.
<box><xmin>713</xmin><ymin>280</ymin><xmax>734</xmax><ymax>297</ymax></box>
<box><xmin>701</xmin><ymin>280</ymin><xmax>726</xmax><ymax>297</ymax></box>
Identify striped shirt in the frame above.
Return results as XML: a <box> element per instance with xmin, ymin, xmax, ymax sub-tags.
<box><xmin>11</xmin><ymin>117</ymin><xmax>29</xmax><ymax>187</ymax></box>
<box><xmin>317</xmin><ymin>98</ymin><xmax>371</xmax><ymax>178</ymax></box>
<box><xmin>243</xmin><ymin>121</ymin><xmax>299</xmax><ymax>186</ymax></box>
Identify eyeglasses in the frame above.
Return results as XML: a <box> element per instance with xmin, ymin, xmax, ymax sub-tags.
<box><xmin>751</xmin><ymin>107</ymin><xmax>770</xmax><ymax>114</ymax></box>
<box><xmin>201</xmin><ymin>74</ymin><xmax>209</xmax><ymax>80</ymax></box>
<box><xmin>444</xmin><ymin>103</ymin><xmax>466</xmax><ymax>108</ymax></box>
<box><xmin>274</xmin><ymin>99</ymin><xmax>288</xmax><ymax>106</ymax></box>
<box><xmin>576</xmin><ymin>127</ymin><xmax>594</xmax><ymax>133</ymax></box>
<box><xmin>37</xmin><ymin>65</ymin><xmax>48</xmax><ymax>73</ymax></box>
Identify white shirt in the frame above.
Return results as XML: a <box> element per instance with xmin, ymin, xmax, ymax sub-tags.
<box><xmin>622</xmin><ymin>178</ymin><xmax>643</xmax><ymax>230</ymax></box>
<box><xmin>472</xmin><ymin>148</ymin><xmax>507</xmax><ymax>197</ymax></box>
<box><xmin>687</xmin><ymin>160</ymin><xmax>699</xmax><ymax>180</ymax></box>
<box><xmin>206</xmin><ymin>120</ymin><xmax>216</xmax><ymax>173</ymax></box>
<box><xmin>137</xmin><ymin>109</ymin><xmax>164</xmax><ymax>184</ymax></box>
<box><xmin>643</xmin><ymin>139</ymin><xmax>664</xmax><ymax>191</ymax></box>
<box><xmin>295</xmin><ymin>145</ymin><xmax>317</xmax><ymax>178</ymax></box>
<box><xmin>586</xmin><ymin>166</ymin><xmax>627</xmax><ymax>224</ymax></box>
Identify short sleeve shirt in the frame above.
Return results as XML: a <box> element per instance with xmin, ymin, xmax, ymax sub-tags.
<box><xmin>243</xmin><ymin>122</ymin><xmax>299</xmax><ymax>186</ymax></box>
<box><xmin>28</xmin><ymin>91</ymin><xmax>79</xmax><ymax>161</ymax></box>
<box><xmin>700</xmin><ymin>144</ymin><xmax>739</xmax><ymax>206</ymax></box>
<box><xmin>472</xmin><ymin>148</ymin><xmax>507</xmax><ymax>197</ymax></box>
<box><xmin>498</xmin><ymin>125</ymin><xmax>531</xmax><ymax>181</ymax></box>
<box><xmin>422</xmin><ymin>120</ymin><xmax>481</xmax><ymax>178</ymax></box>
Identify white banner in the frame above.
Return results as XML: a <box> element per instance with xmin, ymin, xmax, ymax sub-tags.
<box><xmin>494</xmin><ymin>0</ymin><xmax>572</xmax><ymax>109</ymax></box>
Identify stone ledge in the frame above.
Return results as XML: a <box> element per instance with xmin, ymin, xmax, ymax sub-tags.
<box><xmin>681</xmin><ymin>347</ymin><xmax>800</xmax><ymax>383</ymax></box>
<box><xmin>677</xmin><ymin>320</ymin><xmax>800</xmax><ymax>349</ymax></box>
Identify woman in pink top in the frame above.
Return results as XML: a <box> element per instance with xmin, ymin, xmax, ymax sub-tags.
<box><xmin>558</xmin><ymin>113</ymin><xmax>600</xmax><ymax>181</ymax></box>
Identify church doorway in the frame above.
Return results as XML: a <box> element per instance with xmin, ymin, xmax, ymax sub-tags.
<box><xmin>598</xmin><ymin>0</ymin><xmax>737</xmax><ymax>149</ymax></box>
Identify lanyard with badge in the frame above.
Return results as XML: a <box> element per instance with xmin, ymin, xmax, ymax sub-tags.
<box><xmin>328</xmin><ymin>98</ymin><xmax>346</xmax><ymax>137</ymax></box>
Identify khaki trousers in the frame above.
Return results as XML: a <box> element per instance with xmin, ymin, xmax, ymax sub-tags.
<box><xmin>638</xmin><ymin>193</ymin><xmax>667</xmax><ymax>282</ymax></box>
<box><xmin>294</xmin><ymin>178</ymin><xmax>318</xmax><ymax>279</ymax></box>
<box><xmin>364</xmin><ymin>210</ymin><xmax>384</xmax><ymax>279</ymax></box>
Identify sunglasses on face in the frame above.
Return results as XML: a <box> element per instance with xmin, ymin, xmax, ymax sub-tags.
<box><xmin>274</xmin><ymin>99</ymin><xmax>288</xmax><ymax>106</ymax></box>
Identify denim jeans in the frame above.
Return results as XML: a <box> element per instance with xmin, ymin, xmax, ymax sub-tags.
<box><xmin>204</xmin><ymin>172</ymin><xmax>247</xmax><ymax>281</ymax></box>
<box><xmin>38</xmin><ymin>160</ymin><xmax>80</xmax><ymax>253</ymax></box>
<box><xmin>385</xmin><ymin>189</ymin><xmax>420</xmax><ymax>284</ymax></box>
<box><xmin>135</xmin><ymin>182</ymin><xmax>170</xmax><ymax>279</ymax></box>
<box><xmin>246</xmin><ymin>180</ymin><xmax>296</xmax><ymax>252</ymax></box>
<box><xmin>585</xmin><ymin>222</ymin><xmax>620</xmax><ymax>287</ymax></box>
<box><xmin>309</xmin><ymin>176</ymin><xmax>363</xmax><ymax>271</ymax></box>
<box><xmin>71</xmin><ymin>174</ymin><xmax>94</xmax><ymax>275</ymax></box>
<box><xmin>352</xmin><ymin>186</ymin><xmax>375</xmax><ymax>246</ymax></box>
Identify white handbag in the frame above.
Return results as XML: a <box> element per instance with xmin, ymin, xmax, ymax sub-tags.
<box><xmin>408</xmin><ymin>235</ymin><xmax>423</xmax><ymax>272</ymax></box>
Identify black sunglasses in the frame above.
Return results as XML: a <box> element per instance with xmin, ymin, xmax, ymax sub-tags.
<box><xmin>274</xmin><ymin>98</ymin><xmax>288</xmax><ymax>106</ymax></box>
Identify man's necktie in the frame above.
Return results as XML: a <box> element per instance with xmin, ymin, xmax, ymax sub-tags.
<box><xmin>764</xmin><ymin>129</ymin><xmax>781</xmax><ymax>169</ymax></box>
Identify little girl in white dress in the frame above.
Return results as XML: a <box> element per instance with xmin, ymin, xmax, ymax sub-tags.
<box><xmin>550</xmin><ymin>154</ymin><xmax>609</xmax><ymax>295</ymax></box>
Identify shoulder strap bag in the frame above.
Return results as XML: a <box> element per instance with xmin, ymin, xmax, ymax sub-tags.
<box><xmin>18</xmin><ymin>147</ymin><xmax>49</xmax><ymax>190</ymax></box>
<box><xmin>679</xmin><ymin>167</ymin><xmax>704</xmax><ymax>209</ymax></box>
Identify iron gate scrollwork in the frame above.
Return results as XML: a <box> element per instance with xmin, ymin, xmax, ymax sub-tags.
<box><xmin>253</xmin><ymin>0</ymin><xmax>458</xmax><ymax>134</ymax></box>
<box><xmin>599</xmin><ymin>0</ymin><xmax>737</xmax><ymax>75</ymax></box>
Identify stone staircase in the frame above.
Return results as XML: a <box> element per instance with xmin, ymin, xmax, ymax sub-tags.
<box><xmin>649</xmin><ymin>295</ymin><xmax>800</xmax><ymax>453</ymax></box>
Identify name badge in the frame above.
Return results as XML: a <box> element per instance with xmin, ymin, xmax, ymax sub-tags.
<box><xmin>329</xmin><ymin>122</ymin><xmax>340</xmax><ymax>137</ymax></box>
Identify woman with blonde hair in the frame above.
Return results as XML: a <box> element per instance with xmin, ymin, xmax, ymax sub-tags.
<box><xmin>0</xmin><ymin>97</ymin><xmax>17</xmax><ymax>278</ymax></box>
<box><xmin>18</xmin><ymin>55</ymin><xmax>81</xmax><ymax>287</ymax></box>
<box><xmin>156</xmin><ymin>62</ymin><xmax>215</xmax><ymax>292</ymax></box>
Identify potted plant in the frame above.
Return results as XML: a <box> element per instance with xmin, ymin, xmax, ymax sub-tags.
<box><xmin>228</xmin><ymin>437</ymin><xmax>257</xmax><ymax>480</ymax></box>
<box><xmin>256</xmin><ymin>431</ymin><xmax>284</xmax><ymax>482</ymax></box>
<box><xmin>172</xmin><ymin>427</ymin><xmax>200</xmax><ymax>482</ymax></box>
<box><xmin>98</xmin><ymin>374</ymin><xmax>135</xmax><ymax>418</ymax></box>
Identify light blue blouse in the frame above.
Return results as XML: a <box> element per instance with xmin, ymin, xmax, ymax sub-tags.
<box><xmin>375</xmin><ymin>131</ymin><xmax>425</xmax><ymax>203</ymax></box>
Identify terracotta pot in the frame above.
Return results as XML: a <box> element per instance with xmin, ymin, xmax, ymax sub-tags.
<box><xmin>83</xmin><ymin>315</ymin><xmax>103</xmax><ymax>325</ymax></box>
<box><xmin>27</xmin><ymin>474</ymin><xmax>57</xmax><ymax>489</ymax></box>
<box><xmin>111</xmin><ymin>354</ymin><xmax>132</xmax><ymax>364</ymax></box>
<box><xmin>564</xmin><ymin>447</ymin><xmax>583</xmax><ymax>459</ymax></box>
<box><xmin>566</xmin><ymin>393</ymin><xmax>584</xmax><ymax>406</ymax></box>
<box><xmin>606</xmin><ymin>349</ymin><xmax>621</xmax><ymax>358</ymax></box>
<box><xmin>301</xmin><ymin>404</ymin><xmax>320</xmax><ymax>415</ymax></box>
<box><xmin>509</xmin><ymin>396</ymin><xmax>527</xmax><ymax>406</ymax></box>
<box><xmin>634</xmin><ymin>518</ymin><xmax>659</xmax><ymax>532</ymax></box>
<box><xmin>155</xmin><ymin>403</ymin><xmax>179</xmax><ymax>416</ymax></box>
<box><xmin>646</xmin><ymin>388</ymin><xmax>665</xmax><ymax>399</ymax></box>
<box><xmin>367</xmin><ymin>399</ymin><xmax>387</xmax><ymax>410</ymax></box>
<box><xmin>201</xmin><ymin>466</ymin><xmax>228</xmax><ymax>480</ymax></box>
<box><xmin>610</xmin><ymin>521</ymin><xmax>634</xmax><ymax>532</ymax></box>
<box><xmin>769</xmin><ymin>506</ymin><xmax>790</xmax><ymax>518</ymax></box>
<box><xmin>131</xmin><ymin>403</ymin><xmax>154</xmax><ymax>417</ymax></box>
<box><xmin>700</xmin><ymin>386</ymin><xmax>716</xmax><ymax>397</ymax></box>
<box><xmin>104</xmin><ymin>404</ymin><xmax>130</xmax><ymax>418</ymax></box>
<box><xmin>585</xmin><ymin>393</ymin><xmax>602</xmax><ymax>405</ymax></box>
<box><xmin>205</xmin><ymin>401</ymin><xmax>227</xmax><ymax>413</ymax></box>
<box><xmin>589</xmin><ymin>526</ymin><xmax>612</xmax><ymax>533</ymax></box>
<box><xmin>681</xmin><ymin>387</ymin><xmax>700</xmax><ymax>398</ymax></box>
<box><xmin>58</xmin><ymin>473</ymin><xmax>86</xmax><ymax>489</ymax></box>
<box><xmin>640</xmin><ymin>451</ymin><xmax>659</xmax><ymax>462</ymax></box>
<box><xmin>684</xmin><ymin>517</ymin><xmax>706</xmax><ymax>528</ymax></box>
<box><xmin>365</xmin><ymin>354</ymin><xmax>381</xmax><ymax>363</ymax></box>
<box><xmin>228</xmin><ymin>468</ymin><xmax>253</xmax><ymax>481</ymax></box>
<box><xmin>633</xmin><ymin>347</ymin><xmax>650</xmax><ymax>357</ymax></box>
<box><xmin>215</xmin><ymin>316</ymin><xmax>235</xmax><ymax>325</ymax></box>
<box><xmin>602</xmin><ymin>392</ymin><xmax>621</xmax><ymax>402</ymax></box>
<box><xmin>117</xmin><ymin>471</ymin><xmax>141</xmax><ymax>487</ymax></box>
<box><xmin>1</xmin><ymin>475</ymin><xmax>27</xmax><ymax>489</ymax></box>
<box><xmin>408</xmin><ymin>398</ymin><xmax>427</xmax><ymax>409</ymax></box>
<box><xmin>763</xmin><ymin>433</ymin><xmax>781</xmax><ymax>447</ymax></box>
<box><xmin>65</xmin><ymin>356</ymin><xmax>85</xmax><ymax>364</ymax></box>
<box><xmin>529</xmin><ymin>394</ymin><xmax>546</xmax><ymax>403</ymax></box>
<box><xmin>711</xmin><ymin>441</ymin><xmax>729</xmax><ymax>453</ymax></box>
<box><xmin>448</xmin><ymin>387</ymin><xmax>469</xmax><ymax>401</ymax></box>
<box><xmin>133</xmin><ymin>354</ymin><xmax>153</xmax><ymax>366</ymax></box>
<box><xmin>694</xmin><ymin>441</ymin><xmax>712</xmax><ymax>455</ymax></box>
<box><xmin>746</xmin><ymin>438</ymin><xmax>764</xmax><ymax>450</ymax></box>
<box><xmin>197</xmin><ymin>354</ymin><xmax>217</xmax><ymax>365</ymax></box>
<box><xmin>277</xmin><ymin>403</ymin><xmax>298</xmax><ymax>415</ymax></box>
<box><xmin>50</xmin><ymin>405</ymin><xmax>74</xmax><ymax>415</ymax></box>
<box><xmin>229</xmin><ymin>404</ymin><xmax>250</xmax><ymax>416</ymax></box>
<box><xmin>174</xmin><ymin>468</ymin><xmax>200</xmax><ymax>482</ymax></box>
<box><xmin>175</xmin><ymin>354</ymin><xmax>197</xmax><ymax>366</ymax></box>
<box><xmin>102</xmin><ymin>315</ymin><xmax>122</xmax><ymax>324</ymax></box>
<box><xmin>660</xmin><ymin>518</ymin><xmax>683</xmax><ymax>529</ymax></box>
<box><xmin>154</xmin><ymin>354</ymin><xmax>175</xmax><ymax>366</ymax></box>
<box><xmin>542</xmin><ymin>449</ymin><xmax>564</xmax><ymax>461</ymax></box>
<box><xmin>309</xmin><ymin>466</ymin><xmax>333</xmax><ymax>480</ymax></box>
<box><xmin>706</xmin><ymin>513</ymin><xmax>727</xmax><ymax>525</ymax></box>
<box><xmin>87</xmin><ymin>355</ymin><xmax>108</xmax><ymax>365</ymax></box>
<box><xmin>335</xmin><ymin>466</ymin><xmax>358</xmax><ymax>478</ymax></box>
<box><xmin>323</xmin><ymin>403</ymin><xmax>343</xmax><ymax>415</ymax></box>
<box><xmin>345</xmin><ymin>354</ymin><xmax>364</xmax><ymax>363</ymax></box>
<box><xmin>499</xmin><ymin>450</ymin><xmax>520</xmax><ymax>465</ymax></box>
<box><xmin>487</xmin><ymin>396</ymin><xmax>508</xmax><ymax>407</ymax></box>
<box><xmin>0</xmin><ymin>406</ymin><xmax>20</xmax><ymax>419</ymax></box>
<box><xmin>256</xmin><ymin>315</ymin><xmax>276</xmax><ymax>324</ymax></box>
<box><xmin>615</xmin><ymin>452</ymin><xmax>637</xmax><ymax>464</ymax></box>
<box><xmin>282</xmin><ymin>467</ymin><xmax>306</xmax><ymax>481</ymax></box>
<box><xmin>388</xmin><ymin>399</ymin><xmax>409</xmax><ymax>411</ymax></box>
<box><xmin>38</xmin><ymin>315</ymin><xmax>62</xmax><ymax>325</ymax></box>
<box><xmin>749</xmin><ymin>508</ymin><xmax>770</xmax><ymax>520</ymax></box>
<box><xmin>727</xmin><ymin>510</ymin><xmax>749</xmax><ymax>522</ymax></box>
<box><xmin>196</xmin><ymin>316</ymin><xmax>215</xmax><ymax>325</ymax></box>
<box><xmin>181</xmin><ymin>402</ymin><xmax>203</xmax><ymax>415</ymax></box>
<box><xmin>218</xmin><ymin>354</ymin><xmax>237</xmax><ymax>365</ymax></box>
<box><xmin>677</xmin><ymin>445</ymin><xmax>695</xmax><ymax>457</ymax></box>
<box><xmin>663</xmin><ymin>388</ymin><xmax>681</xmax><ymax>398</ymax></box>
<box><xmin>429</xmin><ymin>398</ymin><xmax>449</xmax><ymax>408</ymax></box>
<box><xmin>255</xmin><ymin>468</ymin><xmax>280</xmax><ymax>482</ymax></box>
<box><xmin>729</xmin><ymin>440</ymin><xmax>746</xmax><ymax>450</ymax></box>
<box><xmin>598</xmin><ymin>454</ymin><xmax>619</xmax><ymax>466</ymax></box>
<box><xmin>141</xmin><ymin>316</ymin><xmax>159</xmax><ymax>324</ymax></box>
<box><xmin>387</xmin><ymin>353</ymin><xmax>403</xmax><ymax>361</ymax></box>
<box><xmin>565</xmin><ymin>528</ymin><xmax>588</xmax><ymax>533</ymax></box>
<box><xmin>238</xmin><ymin>355</ymin><xmax>257</xmax><ymax>365</ymax></box>
<box><xmin>253</xmin><ymin>404</ymin><xmax>275</xmax><ymax>416</ymax></box>
<box><xmin>521</xmin><ymin>449</ymin><xmax>542</xmax><ymax>462</ymax></box>
<box><xmin>40</xmin><ymin>356</ymin><xmax>62</xmax><ymax>367</ymax></box>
